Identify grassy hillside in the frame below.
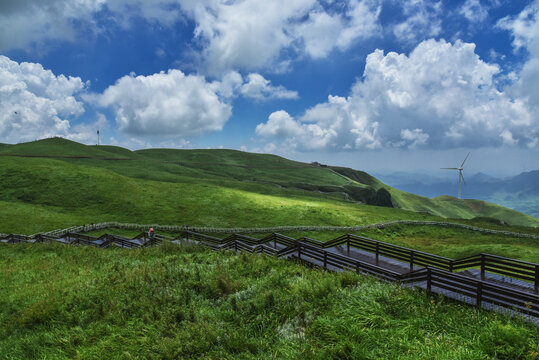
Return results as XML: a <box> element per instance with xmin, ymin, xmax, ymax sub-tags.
<box><xmin>1</xmin><ymin>243</ymin><xmax>537</xmax><ymax>359</ymax></box>
<box><xmin>0</xmin><ymin>137</ymin><xmax>133</xmax><ymax>159</ymax></box>
<box><xmin>0</xmin><ymin>138</ymin><xmax>537</xmax><ymax>237</ymax></box>
<box><xmin>380</xmin><ymin>170</ymin><xmax>539</xmax><ymax>218</ymax></box>
<box><xmin>332</xmin><ymin>168</ymin><xmax>539</xmax><ymax>225</ymax></box>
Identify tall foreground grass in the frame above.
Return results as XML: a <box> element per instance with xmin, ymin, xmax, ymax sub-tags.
<box><xmin>1</xmin><ymin>243</ymin><xmax>537</xmax><ymax>359</ymax></box>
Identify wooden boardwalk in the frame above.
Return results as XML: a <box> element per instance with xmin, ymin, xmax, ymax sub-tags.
<box><xmin>2</xmin><ymin>230</ymin><xmax>537</xmax><ymax>322</ymax></box>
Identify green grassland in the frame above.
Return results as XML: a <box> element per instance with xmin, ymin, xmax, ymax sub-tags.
<box><xmin>0</xmin><ymin>137</ymin><xmax>538</xmax><ymax>265</ymax></box>
<box><xmin>1</xmin><ymin>243</ymin><xmax>537</xmax><ymax>360</ymax></box>
<box><xmin>0</xmin><ymin>138</ymin><xmax>537</xmax><ymax>232</ymax></box>
<box><xmin>1</xmin><ymin>139</ymin><xmax>538</xmax><ymax>359</ymax></box>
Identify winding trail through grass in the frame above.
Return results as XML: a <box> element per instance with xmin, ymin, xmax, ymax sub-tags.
<box><xmin>3</xmin><ymin>220</ymin><xmax>538</xmax><ymax>240</ymax></box>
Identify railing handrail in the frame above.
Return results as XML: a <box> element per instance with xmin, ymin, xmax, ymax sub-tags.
<box><xmin>3</xmin><ymin>219</ymin><xmax>539</xmax><ymax>240</ymax></box>
<box><xmin>3</xmin><ymin>231</ymin><xmax>537</xmax><ymax>318</ymax></box>
<box><xmin>483</xmin><ymin>253</ymin><xmax>538</xmax><ymax>267</ymax></box>
<box><xmin>348</xmin><ymin>233</ymin><xmax>454</xmax><ymax>262</ymax></box>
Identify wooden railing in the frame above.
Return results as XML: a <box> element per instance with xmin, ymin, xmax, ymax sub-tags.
<box><xmin>241</xmin><ymin>232</ymin><xmax>537</xmax><ymax>292</ymax></box>
<box><xmin>178</xmin><ymin>230</ymin><xmax>538</xmax><ymax>292</ymax></box>
<box><xmin>288</xmin><ymin>242</ymin><xmax>538</xmax><ymax>318</ymax></box>
<box><xmin>3</xmin><ymin>220</ymin><xmax>539</xmax><ymax>240</ymax></box>
<box><xmin>1</xmin><ymin>229</ymin><xmax>537</xmax><ymax>319</ymax></box>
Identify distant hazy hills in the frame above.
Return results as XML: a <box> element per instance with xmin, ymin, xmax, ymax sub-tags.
<box><xmin>376</xmin><ymin>171</ymin><xmax>539</xmax><ymax>218</ymax></box>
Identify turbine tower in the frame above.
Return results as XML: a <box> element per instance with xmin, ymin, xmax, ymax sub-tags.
<box><xmin>441</xmin><ymin>152</ymin><xmax>470</xmax><ymax>199</ymax></box>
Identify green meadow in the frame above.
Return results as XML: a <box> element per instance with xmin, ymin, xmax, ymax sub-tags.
<box><xmin>1</xmin><ymin>138</ymin><xmax>538</xmax><ymax>359</ymax></box>
<box><xmin>1</xmin><ymin>243</ymin><xmax>537</xmax><ymax>360</ymax></box>
<box><xmin>1</xmin><ymin>137</ymin><xmax>538</xmax><ymax>262</ymax></box>
<box><xmin>0</xmin><ymin>137</ymin><xmax>538</xmax><ymax>237</ymax></box>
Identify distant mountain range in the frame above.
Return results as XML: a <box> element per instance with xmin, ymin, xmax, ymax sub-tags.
<box><xmin>375</xmin><ymin>170</ymin><xmax>539</xmax><ymax>218</ymax></box>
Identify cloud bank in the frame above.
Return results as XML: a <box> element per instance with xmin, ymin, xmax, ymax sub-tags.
<box><xmin>498</xmin><ymin>0</ymin><xmax>539</xmax><ymax>114</ymax></box>
<box><xmin>0</xmin><ymin>0</ymin><xmax>382</xmax><ymax>74</ymax></box>
<box><xmin>0</xmin><ymin>0</ymin><xmax>184</xmax><ymax>51</ymax></box>
<box><xmin>95</xmin><ymin>70</ymin><xmax>232</xmax><ymax>137</ymax></box>
<box><xmin>180</xmin><ymin>0</ymin><xmax>381</xmax><ymax>74</ymax></box>
<box><xmin>256</xmin><ymin>39</ymin><xmax>537</xmax><ymax>151</ymax></box>
<box><xmin>0</xmin><ymin>55</ymin><xmax>86</xmax><ymax>143</ymax></box>
<box><xmin>92</xmin><ymin>69</ymin><xmax>299</xmax><ymax>138</ymax></box>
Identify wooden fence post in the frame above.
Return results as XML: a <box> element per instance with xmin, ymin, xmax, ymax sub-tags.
<box><xmin>375</xmin><ymin>242</ymin><xmax>379</xmax><ymax>265</ymax></box>
<box><xmin>410</xmin><ymin>251</ymin><xmax>414</xmax><ymax>271</ymax></box>
<box><xmin>480</xmin><ymin>254</ymin><xmax>485</xmax><ymax>280</ymax></box>
<box><xmin>347</xmin><ymin>235</ymin><xmax>350</xmax><ymax>256</ymax></box>
<box><xmin>426</xmin><ymin>268</ymin><xmax>431</xmax><ymax>292</ymax></box>
<box><xmin>323</xmin><ymin>251</ymin><xmax>327</xmax><ymax>270</ymax></box>
<box><xmin>297</xmin><ymin>243</ymin><xmax>301</xmax><ymax>259</ymax></box>
<box><xmin>476</xmin><ymin>282</ymin><xmax>483</xmax><ymax>307</ymax></box>
<box><xmin>535</xmin><ymin>265</ymin><xmax>538</xmax><ymax>294</ymax></box>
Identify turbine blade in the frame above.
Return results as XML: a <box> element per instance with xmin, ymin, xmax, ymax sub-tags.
<box><xmin>441</xmin><ymin>167</ymin><xmax>459</xmax><ymax>170</ymax></box>
<box><xmin>461</xmin><ymin>152</ymin><xmax>470</xmax><ymax>168</ymax></box>
<box><xmin>460</xmin><ymin>171</ymin><xmax>466</xmax><ymax>185</ymax></box>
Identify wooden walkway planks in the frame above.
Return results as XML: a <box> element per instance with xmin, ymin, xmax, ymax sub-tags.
<box><xmin>2</xmin><ymin>230</ymin><xmax>537</xmax><ymax>321</ymax></box>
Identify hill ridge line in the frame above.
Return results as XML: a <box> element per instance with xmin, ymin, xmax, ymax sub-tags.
<box><xmin>2</xmin><ymin>220</ymin><xmax>538</xmax><ymax>240</ymax></box>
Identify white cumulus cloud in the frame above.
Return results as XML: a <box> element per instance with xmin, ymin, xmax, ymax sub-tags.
<box><xmin>0</xmin><ymin>0</ymin><xmax>182</xmax><ymax>51</ymax></box>
<box><xmin>95</xmin><ymin>69</ymin><xmax>232</xmax><ymax>137</ymax></box>
<box><xmin>497</xmin><ymin>0</ymin><xmax>539</xmax><ymax>120</ymax></box>
<box><xmin>211</xmin><ymin>71</ymin><xmax>299</xmax><ymax>101</ymax></box>
<box><xmin>0</xmin><ymin>0</ymin><xmax>101</xmax><ymax>51</ymax></box>
<box><xmin>295</xmin><ymin>0</ymin><xmax>381</xmax><ymax>59</ymax></box>
<box><xmin>179</xmin><ymin>0</ymin><xmax>316</xmax><ymax>73</ymax></box>
<box><xmin>0</xmin><ymin>55</ymin><xmax>86</xmax><ymax>143</ymax></box>
<box><xmin>392</xmin><ymin>0</ymin><xmax>442</xmax><ymax>43</ymax></box>
<box><xmin>1</xmin><ymin>0</ymin><xmax>383</xmax><ymax>74</ymax></box>
<box><xmin>497</xmin><ymin>1</ymin><xmax>539</xmax><ymax>52</ymax></box>
<box><xmin>239</xmin><ymin>74</ymin><xmax>299</xmax><ymax>100</ymax></box>
<box><xmin>256</xmin><ymin>39</ymin><xmax>537</xmax><ymax>151</ymax></box>
<box><xmin>179</xmin><ymin>0</ymin><xmax>381</xmax><ymax>74</ymax></box>
<box><xmin>459</xmin><ymin>0</ymin><xmax>489</xmax><ymax>23</ymax></box>
<box><xmin>256</xmin><ymin>110</ymin><xmax>302</xmax><ymax>137</ymax></box>
<box><xmin>399</xmin><ymin>128</ymin><xmax>430</xmax><ymax>149</ymax></box>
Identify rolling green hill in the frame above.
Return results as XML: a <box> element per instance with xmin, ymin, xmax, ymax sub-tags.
<box><xmin>0</xmin><ymin>137</ymin><xmax>132</xmax><ymax>159</ymax></box>
<box><xmin>0</xmin><ymin>138</ymin><xmax>537</xmax><ymax>237</ymax></box>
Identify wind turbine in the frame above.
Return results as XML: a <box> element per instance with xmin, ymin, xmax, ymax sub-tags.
<box><xmin>441</xmin><ymin>152</ymin><xmax>470</xmax><ymax>199</ymax></box>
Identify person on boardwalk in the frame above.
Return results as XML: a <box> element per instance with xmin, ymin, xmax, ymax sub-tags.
<box><xmin>148</xmin><ymin>227</ymin><xmax>155</xmax><ymax>241</ymax></box>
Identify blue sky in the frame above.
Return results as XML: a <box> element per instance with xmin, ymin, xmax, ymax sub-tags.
<box><xmin>1</xmin><ymin>0</ymin><xmax>538</xmax><ymax>176</ymax></box>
